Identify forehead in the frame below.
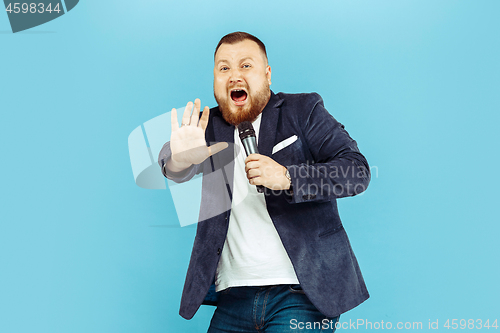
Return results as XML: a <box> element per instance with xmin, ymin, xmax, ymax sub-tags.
<box><xmin>215</xmin><ymin>39</ymin><xmax>266</xmax><ymax>64</ymax></box>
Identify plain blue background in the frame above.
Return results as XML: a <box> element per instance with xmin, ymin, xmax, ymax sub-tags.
<box><xmin>1</xmin><ymin>0</ymin><xmax>499</xmax><ymax>332</ymax></box>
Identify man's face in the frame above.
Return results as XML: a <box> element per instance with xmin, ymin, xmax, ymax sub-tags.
<box><xmin>214</xmin><ymin>39</ymin><xmax>272</xmax><ymax>125</ymax></box>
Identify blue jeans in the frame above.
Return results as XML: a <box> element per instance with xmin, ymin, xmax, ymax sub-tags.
<box><xmin>207</xmin><ymin>285</ymin><xmax>339</xmax><ymax>333</ymax></box>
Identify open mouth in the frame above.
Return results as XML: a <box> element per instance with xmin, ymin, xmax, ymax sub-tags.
<box><xmin>230</xmin><ymin>89</ymin><xmax>248</xmax><ymax>105</ymax></box>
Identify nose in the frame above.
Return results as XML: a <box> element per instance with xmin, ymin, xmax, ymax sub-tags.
<box><xmin>229</xmin><ymin>68</ymin><xmax>243</xmax><ymax>84</ymax></box>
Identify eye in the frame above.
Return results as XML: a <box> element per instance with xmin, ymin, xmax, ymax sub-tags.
<box><xmin>242</xmin><ymin>64</ymin><xmax>251</xmax><ymax>69</ymax></box>
<box><xmin>220</xmin><ymin>66</ymin><xmax>229</xmax><ymax>71</ymax></box>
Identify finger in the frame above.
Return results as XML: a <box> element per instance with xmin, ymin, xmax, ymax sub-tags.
<box><xmin>171</xmin><ymin>108</ymin><xmax>179</xmax><ymax>132</ymax></box>
<box><xmin>245</xmin><ymin>154</ymin><xmax>261</xmax><ymax>163</ymax></box>
<box><xmin>207</xmin><ymin>142</ymin><xmax>229</xmax><ymax>156</ymax></box>
<box><xmin>247</xmin><ymin>169</ymin><xmax>261</xmax><ymax>179</ymax></box>
<box><xmin>249</xmin><ymin>177</ymin><xmax>262</xmax><ymax>186</ymax></box>
<box><xmin>244</xmin><ymin>161</ymin><xmax>259</xmax><ymax>173</ymax></box>
<box><xmin>182</xmin><ymin>101</ymin><xmax>193</xmax><ymax>126</ymax></box>
<box><xmin>191</xmin><ymin>99</ymin><xmax>201</xmax><ymax>126</ymax></box>
<box><xmin>199</xmin><ymin>106</ymin><xmax>210</xmax><ymax>131</ymax></box>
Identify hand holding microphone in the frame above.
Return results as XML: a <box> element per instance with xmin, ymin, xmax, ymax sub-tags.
<box><xmin>238</xmin><ymin>121</ymin><xmax>291</xmax><ymax>192</ymax></box>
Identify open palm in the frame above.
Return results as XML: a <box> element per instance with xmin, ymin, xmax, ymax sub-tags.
<box><xmin>169</xmin><ymin>99</ymin><xmax>228</xmax><ymax>171</ymax></box>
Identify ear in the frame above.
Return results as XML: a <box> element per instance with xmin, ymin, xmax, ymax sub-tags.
<box><xmin>266</xmin><ymin>65</ymin><xmax>272</xmax><ymax>85</ymax></box>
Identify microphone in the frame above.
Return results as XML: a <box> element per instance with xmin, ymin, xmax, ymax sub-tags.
<box><xmin>237</xmin><ymin>121</ymin><xmax>264</xmax><ymax>193</ymax></box>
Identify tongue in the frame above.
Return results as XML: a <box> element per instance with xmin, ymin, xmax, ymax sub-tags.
<box><xmin>232</xmin><ymin>90</ymin><xmax>247</xmax><ymax>102</ymax></box>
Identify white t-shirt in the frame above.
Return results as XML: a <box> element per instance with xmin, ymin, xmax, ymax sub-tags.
<box><xmin>215</xmin><ymin>114</ymin><xmax>299</xmax><ymax>292</ymax></box>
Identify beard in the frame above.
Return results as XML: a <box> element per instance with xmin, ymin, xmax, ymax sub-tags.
<box><xmin>214</xmin><ymin>83</ymin><xmax>271</xmax><ymax>126</ymax></box>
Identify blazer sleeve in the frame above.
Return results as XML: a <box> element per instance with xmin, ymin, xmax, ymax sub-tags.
<box><xmin>157</xmin><ymin>141</ymin><xmax>203</xmax><ymax>183</ymax></box>
<box><xmin>285</xmin><ymin>94</ymin><xmax>370</xmax><ymax>203</ymax></box>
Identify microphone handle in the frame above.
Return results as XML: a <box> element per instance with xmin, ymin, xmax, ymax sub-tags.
<box><xmin>241</xmin><ymin>137</ymin><xmax>265</xmax><ymax>193</ymax></box>
<box><xmin>241</xmin><ymin>138</ymin><xmax>258</xmax><ymax>155</ymax></box>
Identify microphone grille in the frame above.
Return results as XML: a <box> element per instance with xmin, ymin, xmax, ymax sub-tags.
<box><xmin>237</xmin><ymin>121</ymin><xmax>256</xmax><ymax>140</ymax></box>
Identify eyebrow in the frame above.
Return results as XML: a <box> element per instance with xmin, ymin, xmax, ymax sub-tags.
<box><xmin>238</xmin><ymin>57</ymin><xmax>254</xmax><ymax>63</ymax></box>
<box><xmin>216</xmin><ymin>57</ymin><xmax>254</xmax><ymax>66</ymax></box>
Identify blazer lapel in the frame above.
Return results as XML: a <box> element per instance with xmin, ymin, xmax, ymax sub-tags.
<box><xmin>258</xmin><ymin>91</ymin><xmax>284</xmax><ymax>157</ymax></box>
<box><xmin>212</xmin><ymin>112</ymin><xmax>235</xmax><ymax>145</ymax></box>
<box><xmin>209</xmin><ymin>112</ymin><xmax>236</xmax><ymax>201</ymax></box>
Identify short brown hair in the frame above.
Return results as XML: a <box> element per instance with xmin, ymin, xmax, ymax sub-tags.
<box><xmin>214</xmin><ymin>31</ymin><xmax>268</xmax><ymax>61</ymax></box>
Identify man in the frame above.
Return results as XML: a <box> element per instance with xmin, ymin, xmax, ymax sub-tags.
<box><xmin>158</xmin><ymin>32</ymin><xmax>370</xmax><ymax>332</ymax></box>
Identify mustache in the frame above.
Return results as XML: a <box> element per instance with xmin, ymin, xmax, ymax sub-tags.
<box><xmin>227</xmin><ymin>84</ymin><xmax>248</xmax><ymax>91</ymax></box>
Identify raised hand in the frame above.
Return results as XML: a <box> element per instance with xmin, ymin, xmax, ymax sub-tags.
<box><xmin>167</xmin><ymin>99</ymin><xmax>228</xmax><ymax>172</ymax></box>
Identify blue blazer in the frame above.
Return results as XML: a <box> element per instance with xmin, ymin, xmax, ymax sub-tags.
<box><xmin>158</xmin><ymin>91</ymin><xmax>371</xmax><ymax>320</ymax></box>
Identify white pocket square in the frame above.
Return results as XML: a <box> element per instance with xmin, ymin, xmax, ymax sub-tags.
<box><xmin>272</xmin><ymin>135</ymin><xmax>298</xmax><ymax>154</ymax></box>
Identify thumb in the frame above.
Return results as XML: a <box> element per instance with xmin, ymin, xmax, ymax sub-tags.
<box><xmin>207</xmin><ymin>142</ymin><xmax>229</xmax><ymax>156</ymax></box>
